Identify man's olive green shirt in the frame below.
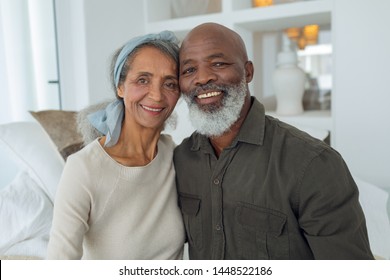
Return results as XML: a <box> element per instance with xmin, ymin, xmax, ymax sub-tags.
<box><xmin>174</xmin><ymin>97</ymin><xmax>373</xmax><ymax>259</ymax></box>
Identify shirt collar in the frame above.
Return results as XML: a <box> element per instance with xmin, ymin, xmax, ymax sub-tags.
<box><xmin>232</xmin><ymin>96</ymin><xmax>265</xmax><ymax>146</ymax></box>
<box><xmin>190</xmin><ymin>96</ymin><xmax>266</xmax><ymax>152</ymax></box>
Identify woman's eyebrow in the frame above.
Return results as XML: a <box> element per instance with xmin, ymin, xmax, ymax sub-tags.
<box><xmin>135</xmin><ymin>72</ymin><xmax>177</xmax><ymax>80</ymax></box>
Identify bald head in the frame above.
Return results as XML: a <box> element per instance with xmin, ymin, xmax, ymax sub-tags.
<box><xmin>181</xmin><ymin>23</ymin><xmax>248</xmax><ymax>62</ymax></box>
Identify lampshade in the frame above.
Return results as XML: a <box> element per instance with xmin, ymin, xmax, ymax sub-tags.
<box><xmin>303</xmin><ymin>25</ymin><xmax>319</xmax><ymax>45</ymax></box>
<box><xmin>285</xmin><ymin>27</ymin><xmax>301</xmax><ymax>42</ymax></box>
<box><xmin>298</xmin><ymin>36</ymin><xmax>307</xmax><ymax>50</ymax></box>
<box><xmin>285</xmin><ymin>24</ymin><xmax>320</xmax><ymax>50</ymax></box>
<box><xmin>253</xmin><ymin>0</ymin><xmax>273</xmax><ymax>7</ymax></box>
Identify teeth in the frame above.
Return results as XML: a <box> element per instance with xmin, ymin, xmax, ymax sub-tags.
<box><xmin>142</xmin><ymin>105</ymin><xmax>163</xmax><ymax>112</ymax></box>
<box><xmin>197</xmin><ymin>91</ymin><xmax>221</xmax><ymax>99</ymax></box>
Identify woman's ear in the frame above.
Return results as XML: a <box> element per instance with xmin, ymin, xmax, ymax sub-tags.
<box><xmin>245</xmin><ymin>61</ymin><xmax>254</xmax><ymax>83</ymax></box>
<box><xmin>117</xmin><ymin>86</ymin><xmax>124</xmax><ymax>98</ymax></box>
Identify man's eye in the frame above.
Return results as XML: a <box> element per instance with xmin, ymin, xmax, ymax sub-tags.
<box><xmin>182</xmin><ymin>67</ymin><xmax>195</xmax><ymax>75</ymax></box>
<box><xmin>213</xmin><ymin>62</ymin><xmax>227</xmax><ymax>67</ymax></box>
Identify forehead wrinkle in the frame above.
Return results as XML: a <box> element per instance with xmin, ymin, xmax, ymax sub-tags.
<box><xmin>181</xmin><ymin>53</ymin><xmax>226</xmax><ymax>66</ymax></box>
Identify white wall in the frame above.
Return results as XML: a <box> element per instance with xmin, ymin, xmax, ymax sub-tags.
<box><xmin>56</xmin><ymin>0</ymin><xmax>145</xmax><ymax>110</ymax></box>
<box><xmin>83</xmin><ymin>0</ymin><xmax>146</xmax><ymax>105</ymax></box>
<box><xmin>332</xmin><ymin>0</ymin><xmax>390</xmax><ymax>190</ymax></box>
<box><xmin>164</xmin><ymin>98</ymin><xmax>195</xmax><ymax>145</ymax></box>
<box><xmin>28</xmin><ymin>0</ymin><xmax>61</xmax><ymax>110</ymax></box>
<box><xmin>56</xmin><ymin>0</ymin><xmax>89</xmax><ymax>110</ymax></box>
<box><xmin>0</xmin><ymin>0</ymin><xmax>37</xmax><ymax>121</ymax></box>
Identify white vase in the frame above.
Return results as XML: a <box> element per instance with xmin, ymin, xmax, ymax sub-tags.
<box><xmin>171</xmin><ymin>0</ymin><xmax>209</xmax><ymax>18</ymax></box>
<box><xmin>272</xmin><ymin>36</ymin><xmax>306</xmax><ymax>115</ymax></box>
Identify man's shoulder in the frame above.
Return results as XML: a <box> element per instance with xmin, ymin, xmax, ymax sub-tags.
<box><xmin>174</xmin><ymin>132</ymin><xmax>201</xmax><ymax>155</ymax></box>
<box><xmin>265</xmin><ymin>115</ymin><xmax>334</xmax><ymax>155</ymax></box>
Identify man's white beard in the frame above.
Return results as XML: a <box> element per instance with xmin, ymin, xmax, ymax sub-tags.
<box><xmin>182</xmin><ymin>78</ymin><xmax>247</xmax><ymax>137</ymax></box>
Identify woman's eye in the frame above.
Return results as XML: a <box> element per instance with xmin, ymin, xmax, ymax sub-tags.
<box><xmin>164</xmin><ymin>82</ymin><xmax>178</xmax><ymax>90</ymax></box>
<box><xmin>138</xmin><ymin>78</ymin><xmax>148</xmax><ymax>84</ymax></box>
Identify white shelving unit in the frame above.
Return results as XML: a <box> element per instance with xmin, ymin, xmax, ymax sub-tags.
<box><xmin>145</xmin><ymin>0</ymin><xmax>332</xmax><ymax>34</ymax></box>
<box><xmin>144</xmin><ymin>0</ymin><xmax>333</xmax><ymax>143</ymax></box>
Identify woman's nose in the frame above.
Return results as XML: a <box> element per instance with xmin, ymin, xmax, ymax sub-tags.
<box><xmin>148</xmin><ymin>83</ymin><xmax>163</xmax><ymax>102</ymax></box>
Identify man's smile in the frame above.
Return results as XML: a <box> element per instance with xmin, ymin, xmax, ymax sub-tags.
<box><xmin>197</xmin><ymin>91</ymin><xmax>222</xmax><ymax>99</ymax></box>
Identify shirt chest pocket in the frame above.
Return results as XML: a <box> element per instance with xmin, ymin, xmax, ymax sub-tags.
<box><xmin>179</xmin><ymin>194</ymin><xmax>203</xmax><ymax>250</ymax></box>
<box><xmin>236</xmin><ymin>203</ymin><xmax>289</xmax><ymax>259</ymax></box>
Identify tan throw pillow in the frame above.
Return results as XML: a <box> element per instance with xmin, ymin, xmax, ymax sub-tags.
<box><xmin>29</xmin><ymin>110</ymin><xmax>84</xmax><ymax>160</ymax></box>
<box><xmin>60</xmin><ymin>142</ymin><xmax>84</xmax><ymax>159</ymax></box>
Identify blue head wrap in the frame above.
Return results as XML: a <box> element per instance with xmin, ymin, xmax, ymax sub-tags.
<box><xmin>87</xmin><ymin>31</ymin><xmax>179</xmax><ymax>147</ymax></box>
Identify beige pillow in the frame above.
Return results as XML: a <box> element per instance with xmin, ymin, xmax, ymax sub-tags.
<box><xmin>29</xmin><ymin>110</ymin><xmax>83</xmax><ymax>160</ymax></box>
<box><xmin>0</xmin><ymin>255</ymin><xmax>42</xmax><ymax>260</ymax></box>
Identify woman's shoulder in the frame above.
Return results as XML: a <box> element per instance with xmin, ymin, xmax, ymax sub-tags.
<box><xmin>66</xmin><ymin>138</ymin><xmax>103</xmax><ymax>166</ymax></box>
<box><xmin>159</xmin><ymin>134</ymin><xmax>176</xmax><ymax>150</ymax></box>
<box><xmin>158</xmin><ymin>134</ymin><xmax>177</xmax><ymax>160</ymax></box>
<box><xmin>57</xmin><ymin>140</ymin><xmax>103</xmax><ymax>190</ymax></box>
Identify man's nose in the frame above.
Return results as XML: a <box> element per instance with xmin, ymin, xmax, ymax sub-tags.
<box><xmin>194</xmin><ymin>67</ymin><xmax>217</xmax><ymax>86</ymax></box>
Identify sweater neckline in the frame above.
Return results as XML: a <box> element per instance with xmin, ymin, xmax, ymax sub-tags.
<box><xmin>93</xmin><ymin>137</ymin><xmax>162</xmax><ymax>170</ymax></box>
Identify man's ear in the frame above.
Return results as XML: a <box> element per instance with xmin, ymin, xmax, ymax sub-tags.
<box><xmin>245</xmin><ymin>61</ymin><xmax>254</xmax><ymax>83</ymax></box>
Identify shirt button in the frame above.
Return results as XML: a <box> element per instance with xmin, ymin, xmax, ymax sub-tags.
<box><xmin>215</xmin><ymin>225</ymin><xmax>222</xmax><ymax>231</ymax></box>
<box><xmin>213</xmin><ymin>178</ymin><xmax>220</xmax><ymax>185</ymax></box>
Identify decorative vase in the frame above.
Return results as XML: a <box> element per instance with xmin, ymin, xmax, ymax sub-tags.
<box><xmin>171</xmin><ymin>0</ymin><xmax>209</xmax><ymax>18</ymax></box>
<box><xmin>272</xmin><ymin>35</ymin><xmax>306</xmax><ymax>115</ymax></box>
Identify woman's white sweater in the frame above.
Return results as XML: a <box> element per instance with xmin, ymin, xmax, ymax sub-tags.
<box><xmin>47</xmin><ymin>135</ymin><xmax>185</xmax><ymax>259</ymax></box>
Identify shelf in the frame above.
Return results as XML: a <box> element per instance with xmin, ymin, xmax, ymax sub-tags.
<box><xmin>146</xmin><ymin>13</ymin><xmax>227</xmax><ymax>39</ymax></box>
<box><xmin>234</xmin><ymin>1</ymin><xmax>332</xmax><ymax>32</ymax></box>
<box><xmin>145</xmin><ymin>0</ymin><xmax>332</xmax><ymax>34</ymax></box>
<box><xmin>266</xmin><ymin>110</ymin><xmax>332</xmax><ymax>131</ymax></box>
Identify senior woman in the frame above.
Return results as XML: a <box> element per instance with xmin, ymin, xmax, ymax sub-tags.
<box><xmin>47</xmin><ymin>31</ymin><xmax>185</xmax><ymax>259</ymax></box>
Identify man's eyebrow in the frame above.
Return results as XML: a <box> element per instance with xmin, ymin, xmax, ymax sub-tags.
<box><xmin>181</xmin><ymin>58</ymin><xmax>194</xmax><ymax>66</ymax></box>
<box><xmin>207</xmin><ymin>53</ymin><xmax>225</xmax><ymax>59</ymax></box>
<box><xmin>181</xmin><ymin>53</ymin><xmax>226</xmax><ymax>66</ymax></box>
